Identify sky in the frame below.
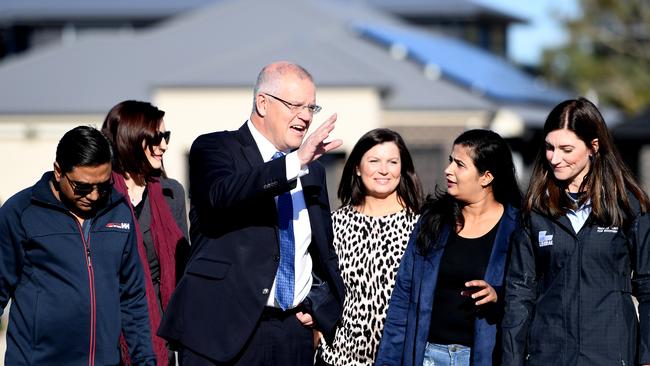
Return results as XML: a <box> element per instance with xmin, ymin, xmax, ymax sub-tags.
<box><xmin>475</xmin><ymin>0</ymin><xmax>581</xmax><ymax>66</ymax></box>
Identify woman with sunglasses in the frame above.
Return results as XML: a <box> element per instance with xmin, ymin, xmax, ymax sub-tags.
<box><xmin>102</xmin><ymin>100</ymin><xmax>189</xmax><ymax>366</ymax></box>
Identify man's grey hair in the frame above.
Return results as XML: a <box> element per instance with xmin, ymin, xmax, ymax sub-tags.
<box><xmin>251</xmin><ymin>62</ymin><xmax>314</xmax><ymax>114</ymax></box>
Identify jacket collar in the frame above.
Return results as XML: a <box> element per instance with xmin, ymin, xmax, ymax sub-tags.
<box><xmin>484</xmin><ymin>204</ymin><xmax>518</xmax><ymax>284</ymax></box>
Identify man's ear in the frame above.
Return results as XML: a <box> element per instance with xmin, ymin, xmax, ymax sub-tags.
<box><xmin>53</xmin><ymin>162</ymin><xmax>62</xmax><ymax>182</ymax></box>
<box><xmin>255</xmin><ymin>93</ymin><xmax>268</xmax><ymax>117</ymax></box>
<box><xmin>480</xmin><ymin>171</ymin><xmax>494</xmax><ymax>188</ymax></box>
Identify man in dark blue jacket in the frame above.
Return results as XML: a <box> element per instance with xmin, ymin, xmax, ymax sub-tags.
<box><xmin>0</xmin><ymin>126</ymin><xmax>156</xmax><ymax>365</ymax></box>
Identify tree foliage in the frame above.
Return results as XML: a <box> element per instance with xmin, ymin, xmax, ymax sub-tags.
<box><xmin>542</xmin><ymin>0</ymin><xmax>650</xmax><ymax>115</ymax></box>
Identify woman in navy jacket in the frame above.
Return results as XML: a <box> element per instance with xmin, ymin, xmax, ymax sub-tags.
<box><xmin>501</xmin><ymin>98</ymin><xmax>650</xmax><ymax>365</ymax></box>
<box><xmin>376</xmin><ymin>129</ymin><xmax>521</xmax><ymax>366</ymax></box>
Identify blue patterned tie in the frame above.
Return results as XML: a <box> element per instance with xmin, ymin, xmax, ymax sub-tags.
<box><xmin>272</xmin><ymin>152</ymin><xmax>295</xmax><ymax>310</ymax></box>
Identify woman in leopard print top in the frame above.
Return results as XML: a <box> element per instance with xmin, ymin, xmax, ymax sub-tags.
<box><xmin>318</xmin><ymin>129</ymin><xmax>423</xmax><ymax>366</ymax></box>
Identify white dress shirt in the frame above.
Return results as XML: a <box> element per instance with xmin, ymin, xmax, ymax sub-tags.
<box><xmin>247</xmin><ymin>120</ymin><xmax>314</xmax><ymax>308</ymax></box>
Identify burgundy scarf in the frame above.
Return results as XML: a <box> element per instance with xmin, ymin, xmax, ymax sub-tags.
<box><xmin>113</xmin><ymin>172</ymin><xmax>185</xmax><ymax>365</ymax></box>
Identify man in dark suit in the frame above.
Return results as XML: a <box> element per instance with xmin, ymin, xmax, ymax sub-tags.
<box><xmin>159</xmin><ymin>61</ymin><xmax>345</xmax><ymax>365</ymax></box>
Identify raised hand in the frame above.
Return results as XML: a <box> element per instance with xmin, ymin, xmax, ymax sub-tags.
<box><xmin>297</xmin><ymin>113</ymin><xmax>343</xmax><ymax>166</ymax></box>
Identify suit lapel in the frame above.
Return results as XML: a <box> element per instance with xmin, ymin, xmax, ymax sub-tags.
<box><xmin>236</xmin><ymin>122</ymin><xmax>289</xmax><ymax>233</ymax></box>
<box><xmin>237</xmin><ymin>123</ymin><xmax>265</xmax><ymax>168</ymax></box>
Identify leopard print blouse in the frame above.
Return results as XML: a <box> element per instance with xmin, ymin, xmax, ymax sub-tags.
<box><xmin>319</xmin><ymin>205</ymin><xmax>419</xmax><ymax>366</ymax></box>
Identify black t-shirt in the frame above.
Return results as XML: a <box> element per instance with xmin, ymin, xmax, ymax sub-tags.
<box><xmin>427</xmin><ymin>218</ymin><xmax>500</xmax><ymax>346</ymax></box>
<box><xmin>133</xmin><ymin>187</ymin><xmax>148</xmax><ymax>219</ymax></box>
<box><xmin>132</xmin><ymin>187</ymin><xmax>161</xmax><ymax>285</ymax></box>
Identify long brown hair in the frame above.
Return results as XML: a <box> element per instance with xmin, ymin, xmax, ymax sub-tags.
<box><xmin>338</xmin><ymin>128</ymin><xmax>423</xmax><ymax>213</ymax></box>
<box><xmin>524</xmin><ymin>98</ymin><xmax>649</xmax><ymax>228</ymax></box>
<box><xmin>101</xmin><ymin>100</ymin><xmax>166</xmax><ymax>186</ymax></box>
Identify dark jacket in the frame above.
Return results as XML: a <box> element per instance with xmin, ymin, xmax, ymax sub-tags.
<box><xmin>158</xmin><ymin>123</ymin><xmax>345</xmax><ymax>362</ymax></box>
<box><xmin>501</xmin><ymin>204</ymin><xmax>650</xmax><ymax>365</ymax></box>
<box><xmin>375</xmin><ymin>205</ymin><xmax>519</xmax><ymax>366</ymax></box>
<box><xmin>0</xmin><ymin>172</ymin><xmax>155</xmax><ymax>366</ymax></box>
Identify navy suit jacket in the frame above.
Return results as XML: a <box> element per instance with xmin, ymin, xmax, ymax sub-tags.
<box><xmin>158</xmin><ymin>123</ymin><xmax>344</xmax><ymax>362</ymax></box>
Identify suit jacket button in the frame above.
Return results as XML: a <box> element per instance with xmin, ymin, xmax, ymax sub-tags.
<box><xmin>262</xmin><ymin>288</ymin><xmax>270</xmax><ymax>295</ymax></box>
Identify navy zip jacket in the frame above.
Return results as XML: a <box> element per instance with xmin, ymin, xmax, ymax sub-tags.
<box><xmin>502</xmin><ymin>202</ymin><xmax>650</xmax><ymax>365</ymax></box>
<box><xmin>0</xmin><ymin>172</ymin><xmax>156</xmax><ymax>366</ymax></box>
<box><xmin>375</xmin><ymin>205</ymin><xmax>519</xmax><ymax>366</ymax></box>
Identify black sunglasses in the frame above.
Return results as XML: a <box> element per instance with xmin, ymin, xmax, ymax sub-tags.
<box><xmin>64</xmin><ymin>173</ymin><xmax>113</xmax><ymax>197</ymax></box>
<box><xmin>149</xmin><ymin>130</ymin><xmax>171</xmax><ymax>146</ymax></box>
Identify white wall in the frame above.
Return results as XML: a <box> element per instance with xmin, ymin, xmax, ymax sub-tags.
<box><xmin>0</xmin><ymin>116</ymin><xmax>103</xmax><ymax>202</ymax></box>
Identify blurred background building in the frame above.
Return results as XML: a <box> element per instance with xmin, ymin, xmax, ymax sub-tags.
<box><xmin>0</xmin><ymin>0</ymin><xmax>583</xmax><ymax>203</ymax></box>
<box><xmin>0</xmin><ymin>0</ymin><xmax>649</xmax><ymax>360</ymax></box>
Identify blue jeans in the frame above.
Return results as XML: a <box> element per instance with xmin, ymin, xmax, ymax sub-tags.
<box><xmin>423</xmin><ymin>342</ymin><xmax>471</xmax><ymax>366</ymax></box>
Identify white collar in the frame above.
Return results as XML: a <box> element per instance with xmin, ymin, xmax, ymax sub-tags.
<box><xmin>247</xmin><ymin>120</ymin><xmax>286</xmax><ymax>163</ymax></box>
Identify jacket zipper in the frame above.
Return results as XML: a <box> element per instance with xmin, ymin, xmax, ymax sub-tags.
<box><xmin>549</xmin><ymin>215</ymin><xmax>582</xmax><ymax>364</ymax></box>
<box><xmin>576</xmin><ymin>234</ymin><xmax>582</xmax><ymax>363</ymax></box>
<box><xmin>75</xmin><ymin>220</ymin><xmax>96</xmax><ymax>366</ymax></box>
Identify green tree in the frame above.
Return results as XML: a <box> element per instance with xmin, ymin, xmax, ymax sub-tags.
<box><xmin>542</xmin><ymin>0</ymin><xmax>650</xmax><ymax>115</ymax></box>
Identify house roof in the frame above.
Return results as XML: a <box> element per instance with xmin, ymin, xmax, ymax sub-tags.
<box><xmin>0</xmin><ymin>0</ymin><xmax>495</xmax><ymax>115</ymax></box>
<box><xmin>0</xmin><ymin>0</ymin><xmax>217</xmax><ymax>22</ymax></box>
<box><xmin>0</xmin><ymin>0</ymin><xmax>523</xmax><ymax>24</ymax></box>
<box><xmin>355</xmin><ymin>22</ymin><xmax>571</xmax><ymax>105</ymax></box>
<box><xmin>358</xmin><ymin>0</ymin><xmax>525</xmax><ymax>23</ymax></box>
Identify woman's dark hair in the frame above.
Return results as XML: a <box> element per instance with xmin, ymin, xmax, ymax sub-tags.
<box><xmin>524</xmin><ymin>97</ymin><xmax>649</xmax><ymax>228</ymax></box>
<box><xmin>56</xmin><ymin>125</ymin><xmax>112</xmax><ymax>173</ymax></box>
<box><xmin>101</xmin><ymin>100</ymin><xmax>166</xmax><ymax>185</ymax></box>
<box><xmin>417</xmin><ymin>129</ymin><xmax>521</xmax><ymax>254</ymax></box>
<box><xmin>338</xmin><ymin>128</ymin><xmax>423</xmax><ymax>213</ymax></box>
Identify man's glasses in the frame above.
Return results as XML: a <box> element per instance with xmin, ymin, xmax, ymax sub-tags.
<box><xmin>264</xmin><ymin>93</ymin><xmax>322</xmax><ymax>114</ymax></box>
<box><xmin>148</xmin><ymin>130</ymin><xmax>171</xmax><ymax>146</ymax></box>
<box><xmin>64</xmin><ymin>173</ymin><xmax>113</xmax><ymax>197</ymax></box>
